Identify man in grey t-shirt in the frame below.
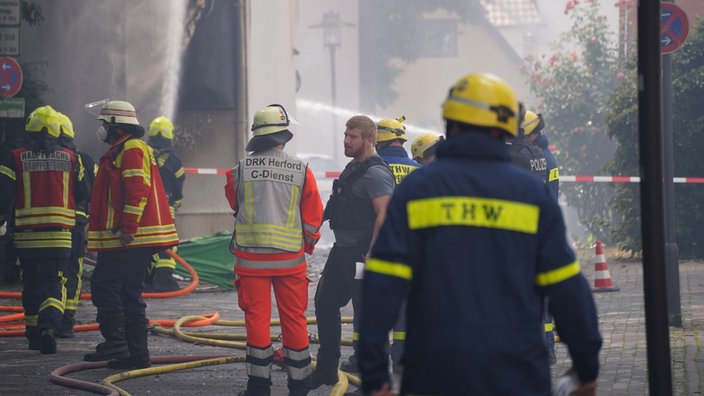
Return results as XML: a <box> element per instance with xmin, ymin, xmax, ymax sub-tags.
<box><xmin>312</xmin><ymin>115</ymin><xmax>395</xmax><ymax>388</ymax></box>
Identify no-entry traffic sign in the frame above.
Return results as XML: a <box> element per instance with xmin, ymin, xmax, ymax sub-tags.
<box><xmin>0</xmin><ymin>56</ymin><xmax>21</xmax><ymax>97</ymax></box>
<box><xmin>661</xmin><ymin>3</ymin><xmax>689</xmax><ymax>54</ymax></box>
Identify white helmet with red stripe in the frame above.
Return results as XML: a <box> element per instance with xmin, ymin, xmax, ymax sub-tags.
<box><xmin>96</xmin><ymin>100</ymin><xmax>140</xmax><ymax>125</ymax></box>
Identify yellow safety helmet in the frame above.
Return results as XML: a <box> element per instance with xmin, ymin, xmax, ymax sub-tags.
<box><xmin>57</xmin><ymin>112</ymin><xmax>75</xmax><ymax>139</ymax></box>
<box><xmin>247</xmin><ymin>104</ymin><xmax>294</xmax><ymax>152</ymax></box>
<box><xmin>521</xmin><ymin>111</ymin><xmax>545</xmax><ymax>135</ymax></box>
<box><xmin>376</xmin><ymin>116</ymin><xmax>407</xmax><ymax>143</ymax></box>
<box><xmin>148</xmin><ymin>116</ymin><xmax>175</xmax><ymax>140</ymax></box>
<box><xmin>442</xmin><ymin>73</ymin><xmax>519</xmax><ymax>137</ymax></box>
<box><xmin>96</xmin><ymin>100</ymin><xmax>140</xmax><ymax>125</ymax></box>
<box><xmin>26</xmin><ymin>105</ymin><xmax>61</xmax><ymax>138</ymax></box>
<box><xmin>411</xmin><ymin>133</ymin><xmax>444</xmax><ymax>161</ymax></box>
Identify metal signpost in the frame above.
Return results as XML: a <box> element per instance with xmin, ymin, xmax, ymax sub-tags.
<box><xmin>0</xmin><ymin>0</ymin><xmax>22</xmax><ymax>119</ymax></box>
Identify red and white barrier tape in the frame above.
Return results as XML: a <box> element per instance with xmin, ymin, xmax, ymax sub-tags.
<box><xmin>184</xmin><ymin>168</ymin><xmax>341</xmax><ymax>178</ymax></box>
<box><xmin>183</xmin><ymin>168</ymin><xmax>704</xmax><ymax>183</ymax></box>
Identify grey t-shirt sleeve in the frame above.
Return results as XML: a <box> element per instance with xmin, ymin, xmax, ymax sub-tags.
<box><xmin>362</xmin><ymin>164</ymin><xmax>395</xmax><ymax>200</ymax></box>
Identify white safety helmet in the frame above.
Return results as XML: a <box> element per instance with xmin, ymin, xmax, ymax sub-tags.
<box><xmin>96</xmin><ymin>100</ymin><xmax>140</xmax><ymax>126</ymax></box>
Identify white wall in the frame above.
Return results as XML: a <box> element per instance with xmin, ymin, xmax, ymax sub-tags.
<box><xmin>247</xmin><ymin>0</ymin><xmax>301</xmax><ymax>152</ymax></box>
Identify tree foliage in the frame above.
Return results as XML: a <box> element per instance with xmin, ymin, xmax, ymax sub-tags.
<box><xmin>523</xmin><ymin>0</ymin><xmax>624</xmax><ymax>243</ymax></box>
<box><xmin>607</xmin><ymin>17</ymin><xmax>704</xmax><ymax>258</ymax></box>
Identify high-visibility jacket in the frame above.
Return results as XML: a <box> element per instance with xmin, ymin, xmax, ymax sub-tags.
<box><xmin>224</xmin><ymin>148</ymin><xmax>323</xmax><ymax>277</ymax></box>
<box><xmin>88</xmin><ymin>134</ymin><xmax>179</xmax><ymax>252</ymax></box>
<box><xmin>359</xmin><ymin>131</ymin><xmax>602</xmax><ymax>395</ymax></box>
<box><xmin>377</xmin><ymin>145</ymin><xmax>421</xmax><ymax>184</ymax></box>
<box><xmin>0</xmin><ymin>145</ymin><xmax>89</xmax><ymax>256</ymax></box>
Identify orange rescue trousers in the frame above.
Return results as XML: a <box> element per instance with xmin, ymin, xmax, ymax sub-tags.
<box><xmin>236</xmin><ymin>270</ymin><xmax>310</xmax><ymax>350</ymax></box>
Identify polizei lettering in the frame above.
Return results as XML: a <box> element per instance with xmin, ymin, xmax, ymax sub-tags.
<box><xmin>242</xmin><ymin>156</ymin><xmax>305</xmax><ymax>185</ymax></box>
<box><xmin>530</xmin><ymin>158</ymin><xmax>547</xmax><ymax>173</ymax></box>
<box><xmin>20</xmin><ymin>151</ymin><xmax>71</xmax><ymax>172</ymax></box>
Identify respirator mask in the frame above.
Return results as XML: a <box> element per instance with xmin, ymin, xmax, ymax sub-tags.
<box><xmin>96</xmin><ymin>126</ymin><xmax>109</xmax><ymax>143</ymax></box>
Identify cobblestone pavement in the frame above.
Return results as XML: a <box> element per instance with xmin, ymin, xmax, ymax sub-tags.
<box><xmin>1</xmin><ymin>246</ymin><xmax>703</xmax><ymax>395</ymax></box>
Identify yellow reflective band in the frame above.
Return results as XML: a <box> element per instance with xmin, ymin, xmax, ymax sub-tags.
<box><xmin>392</xmin><ymin>331</ymin><xmax>406</xmax><ymax>341</ymax></box>
<box><xmin>352</xmin><ymin>332</ymin><xmax>359</xmax><ymax>341</ymax></box>
<box><xmin>175</xmin><ymin>167</ymin><xmax>185</xmax><ymax>178</ymax></box>
<box><xmin>123</xmin><ymin>205</ymin><xmax>142</xmax><ymax>216</ymax></box>
<box><xmin>535</xmin><ymin>261</ymin><xmax>581</xmax><ymax>286</ymax></box>
<box><xmin>122</xmin><ymin>168</ymin><xmax>146</xmax><ymax>179</ymax></box>
<box><xmin>40</xmin><ymin>297</ymin><xmax>65</xmax><ymax>313</ymax></box>
<box><xmin>365</xmin><ymin>258</ymin><xmax>413</xmax><ymax>280</ymax></box>
<box><xmin>63</xmin><ymin>171</ymin><xmax>69</xmax><ymax>208</ymax></box>
<box><xmin>407</xmin><ymin>197</ymin><xmax>539</xmax><ymax>234</ymax></box>
<box><xmin>77</xmin><ymin>155</ymin><xmax>85</xmax><ymax>181</ymax></box>
<box><xmin>544</xmin><ymin>322</ymin><xmax>555</xmax><ymax>332</ymax></box>
<box><xmin>25</xmin><ymin>314</ymin><xmax>38</xmax><ymax>326</ymax></box>
<box><xmin>244</xmin><ymin>181</ymin><xmax>254</xmax><ymax>224</ymax></box>
<box><xmin>287</xmin><ymin>185</ymin><xmax>300</xmax><ymax>227</ymax></box>
<box><xmin>549</xmin><ymin>168</ymin><xmax>559</xmax><ymax>182</ymax></box>
<box><xmin>0</xmin><ymin>165</ymin><xmax>15</xmax><ymax>180</ymax></box>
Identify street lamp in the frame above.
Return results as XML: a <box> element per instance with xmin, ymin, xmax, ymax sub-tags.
<box><xmin>310</xmin><ymin>12</ymin><xmax>354</xmax><ymax>163</ymax></box>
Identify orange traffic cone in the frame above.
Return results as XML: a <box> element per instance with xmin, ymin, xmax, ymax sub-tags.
<box><xmin>592</xmin><ymin>241</ymin><xmax>619</xmax><ymax>293</ymax></box>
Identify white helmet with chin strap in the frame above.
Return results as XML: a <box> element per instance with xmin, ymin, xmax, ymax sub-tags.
<box><xmin>96</xmin><ymin>100</ymin><xmax>140</xmax><ymax>125</ymax></box>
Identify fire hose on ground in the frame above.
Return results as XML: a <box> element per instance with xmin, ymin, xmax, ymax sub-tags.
<box><xmin>1</xmin><ymin>250</ymin><xmax>370</xmax><ymax>395</ymax></box>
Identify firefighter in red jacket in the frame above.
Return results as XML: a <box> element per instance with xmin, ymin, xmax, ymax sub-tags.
<box><xmin>84</xmin><ymin>100</ymin><xmax>179</xmax><ymax>370</ymax></box>
<box><xmin>224</xmin><ymin>104</ymin><xmax>324</xmax><ymax>396</ymax></box>
<box><xmin>0</xmin><ymin>105</ymin><xmax>90</xmax><ymax>354</ymax></box>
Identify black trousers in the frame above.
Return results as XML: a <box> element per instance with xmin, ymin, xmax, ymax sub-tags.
<box><xmin>314</xmin><ymin>244</ymin><xmax>366</xmax><ymax>372</ymax></box>
<box><xmin>17</xmin><ymin>252</ymin><xmax>68</xmax><ymax>337</ymax></box>
<box><xmin>90</xmin><ymin>248</ymin><xmax>153</xmax><ymax>327</ymax></box>
<box><xmin>64</xmin><ymin>224</ymin><xmax>87</xmax><ymax>314</ymax></box>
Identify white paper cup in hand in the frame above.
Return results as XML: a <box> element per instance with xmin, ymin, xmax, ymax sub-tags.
<box><xmin>354</xmin><ymin>262</ymin><xmax>365</xmax><ymax>280</ymax></box>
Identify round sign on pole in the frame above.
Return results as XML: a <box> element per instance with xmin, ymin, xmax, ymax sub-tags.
<box><xmin>661</xmin><ymin>3</ymin><xmax>689</xmax><ymax>54</ymax></box>
<box><xmin>0</xmin><ymin>57</ymin><xmax>22</xmax><ymax>98</ymax></box>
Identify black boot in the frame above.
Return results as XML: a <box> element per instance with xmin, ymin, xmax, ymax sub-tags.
<box><xmin>40</xmin><ymin>328</ymin><xmax>57</xmax><ymax>355</ymax></box>
<box><xmin>144</xmin><ymin>267</ymin><xmax>179</xmax><ymax>292</ymax></box>
<box><xmin>288</xmin><ymin>374</ymin><xmax>312</xmax><ymax>396</ymax></box>
<box><xmin>84</xmin><ymin>313</ymin><xmax>129</xmax><ymax>361</ymax></box>
<box><xmin>58</xmin><ymin>310</ymin><xmax>75</xmax><ymax>339</ymax></box>
<box><xmin>107</xmin><ymin>322</ymin><xmax>151</xmax><ymax>369</ymax></box>
<box><xmin>26</xmin><ymin>326</ymin><xmax>41</xmax><ymax>351</ymax></box>
<box><xmin>311</xmin><ymin>367</ymin><xmax>338</xmax><ymax>389</ymax></box>
<box><xmin>237</xmin><ymin>376</ymin><xmax>272</xmax><ymax>396</ymax></box>
<box><xmin>339</xmin><ymin>354</ymin><xmax>359</xmax><ymax>372</ymax></box>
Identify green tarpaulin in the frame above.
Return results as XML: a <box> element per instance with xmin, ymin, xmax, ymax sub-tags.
<box><xmin>174</xmin><ymin>231</ymin><xmax>236</xmax><ymax>290</ymax></box>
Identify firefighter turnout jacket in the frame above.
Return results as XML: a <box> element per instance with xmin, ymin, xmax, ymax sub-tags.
<box><xmin>0</xmin><ymin>144</ymin><xmax>90</xmax><ymax>256</ymax></box>
<box><xmin>224</xmin><ymin>148</ymin><xmax>323</xmax><ymax>276</ymax></box>
<box><xmin>358</xmin><ymin>131</ymin><xmax>602</xmax><ymax>395</ymax></box>
<box><xmin>88</xmin><ymin>135</ymin><xmax>179</xmax><ymax>252</ymax></box>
